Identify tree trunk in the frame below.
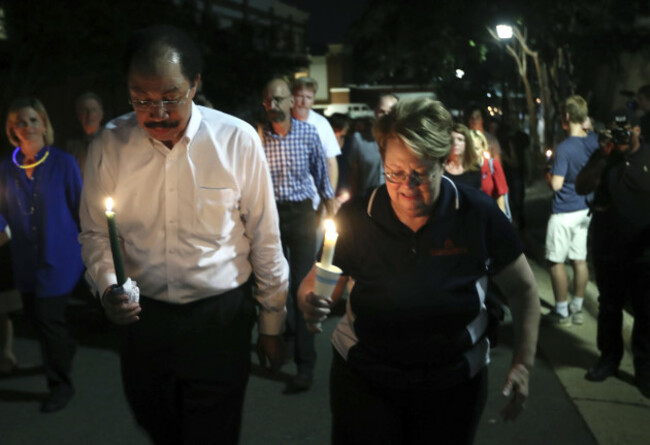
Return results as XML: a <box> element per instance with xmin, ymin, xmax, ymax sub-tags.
<box><xmin>521</xmin><ymin>73</ymin><xmax>537</xmax><ymax>153</ymax></box>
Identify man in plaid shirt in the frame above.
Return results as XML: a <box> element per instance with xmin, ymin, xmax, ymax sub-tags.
<box><xmin>261</xmin><ymin>78</ymin><xmax>334</xmax><ymax>392</ymax></box>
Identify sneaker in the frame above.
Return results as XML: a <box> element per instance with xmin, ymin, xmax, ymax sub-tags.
<box><xmin>543</xmin><ymin>310</ymin><xmax>571</xmax><ymax>326</ymax></box>
<box><xmin>571</xmin><ymin>310</ymin><xmax>584</xmax><ymax>325</ymax></box>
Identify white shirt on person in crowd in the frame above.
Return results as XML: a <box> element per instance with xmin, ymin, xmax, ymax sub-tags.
<box><xmin>306</xmin><ymin>109</ymin><xmax>341</xmax><ymax>209</ymax></box>
<box><xmin>79</xmin><ymin>103</ymin><xmax>289</xmax><ymax>335</ymax></box>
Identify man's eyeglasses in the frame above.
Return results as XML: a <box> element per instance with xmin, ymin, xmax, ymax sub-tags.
<box><xmin>263</xmin><ymin>95</ymin><xmax>291</xmax><ymax>106</ymax></box>
<box><xmin>384</xmin><ymin>168</ymin><xmax>437</xmax><ymax>186</ymax></box>
<box><xmin>129</xmin><ymin>87</ymin><xmax>192</xmax><ymax>111</ymax></box>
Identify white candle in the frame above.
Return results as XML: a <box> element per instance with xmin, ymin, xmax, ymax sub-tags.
<box><xmin>320</xmin><ymin>219</ymin><xmax>338</xmax><ymax>269</ymax></box>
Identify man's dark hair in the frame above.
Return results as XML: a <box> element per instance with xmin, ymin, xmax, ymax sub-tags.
<box><xmin>327</xmin><ymin>113</ymin><xmax>349</xmax><ymax>132</ymax></box>
<box><xmin>465</xmin><ymin>104</ymin><xmax>484</xmax><ymax>121</ymax></box>
<box><xmin>123</xmin><ymin>25</ymin><xmax>202</xmax><ymax>85</ymax></box>
<box><xmin>639</xmin><ymin>84</ymin><xmax>650</xmax><ymax>100</ymax></box>
<box><xmin>608</xmin><ymin>108</ymin><xmax>639</xmax><ymax>127</ymax></box>
<box><xmin>75</xmin><ymin>92</ymin><xmax>103</xmax><ymax>113</ymax></box>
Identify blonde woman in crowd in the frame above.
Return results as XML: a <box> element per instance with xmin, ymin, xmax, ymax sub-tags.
<box><xmin>470</xmin><ymin>129</ymin><xmax>510</xmax><ymax>216</ymax></box>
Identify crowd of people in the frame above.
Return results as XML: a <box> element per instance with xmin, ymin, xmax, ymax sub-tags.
<box><xmin>0</xmin><ymin>23</ymin><xmax>648</xmax><ymax>445</ymax></box>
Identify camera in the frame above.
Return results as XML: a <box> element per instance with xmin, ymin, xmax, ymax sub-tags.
<box><xmin>611</xmin><ymin>114</ymin><xmax>632</xmax><ymax>146</ymax></box>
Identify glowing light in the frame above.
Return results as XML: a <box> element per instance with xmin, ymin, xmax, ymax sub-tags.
<box><xmin>324</xmin><ymin>219</ymin><xmax>336</xmax><ymax>234</ymax></box>
<box><xmin>321</xmin><ymin>220</ymin><xmax>339</xmax><ymax>268</ymax></box>
<box><xmin>456</xmin><ymin>69</ymin><xmax>465</xmax><ymax>79</ymax></box>
<box><xmin>496</xmin><ymin>25</ymin><xmax>513</xmax><ymax>39</ymax></box>
<box><xmin>105</xmin><ymin>197</ymin><xmax>114</xmax><ymax>213</ymax></box>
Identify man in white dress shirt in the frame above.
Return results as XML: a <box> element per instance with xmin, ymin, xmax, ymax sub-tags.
<box><xmin>79</xmin><ymin>25</ymin><xmax>288</xmax><ymax>445</ymax></box>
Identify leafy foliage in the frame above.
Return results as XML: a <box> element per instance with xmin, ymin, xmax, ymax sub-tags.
<box><xmin>345</xmin><ymin>0</ymin><xmax>649</xmax><ymax>122</ymax></box>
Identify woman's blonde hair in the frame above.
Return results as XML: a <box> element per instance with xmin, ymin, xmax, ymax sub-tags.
<box><xmin>5</xmin><ymin>97</ymin><xmax>55</xmax><ymax>147</ymax></box>
<box><xmin>373</xmin><ymin>98</ymin><xmax>452</xmax><ymax>161</ymax></box>
<box><xmin>452</xmin><ymin>123</ymin><xmax>480</xmax><ymax>171</ymax></box>
<box><xmin>469</xmin><ymin>129</ymin><xmax>488</xmax><ymax>157</ymax></box>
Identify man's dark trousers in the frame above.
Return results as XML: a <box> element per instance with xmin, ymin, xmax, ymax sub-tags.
<box><xmin>120</xmin><ymin>284</ymin><xmax>256</xmax><ymax>445</ymax></box>
<box><xmin>277</xmin><ymin>199</ymin><xmax>317</xmax><ymax>377</ymax></box>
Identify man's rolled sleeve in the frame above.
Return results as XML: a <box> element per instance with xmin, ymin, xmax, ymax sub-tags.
<box><xmin>240</xmin><ymin>134</ymin><xmax>289</xmax><ymax>335</ymax></box>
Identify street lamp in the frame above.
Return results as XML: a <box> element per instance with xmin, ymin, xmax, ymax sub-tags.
<box><xmin>496</xmin><ymin>25</ymin><xmax>513</xmax><ymax>39</ymax></box>
<box><xmin>489</xmin><ymin>23</ymin><xmax>547</xmax><ymax>152</ymax></box>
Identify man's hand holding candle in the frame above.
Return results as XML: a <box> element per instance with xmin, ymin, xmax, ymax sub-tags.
<box><xmin>103</xmin><ymin>198</ymin><xmax>141</xmax><ymax>324</ymax></box>
<box><xmin>102</xmin><ymin>282</ymin><xmax>141</xmax><ymax>325</ymax></box>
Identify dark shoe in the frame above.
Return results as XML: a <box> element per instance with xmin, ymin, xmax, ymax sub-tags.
<box><xmin>285</xmin><ymin>373</ymin><xmax>313</xmax><ymax>394</ymax></box>
<box><xmin>282</xmin><ymin>337</ymin><xmax>295</xmax><ymax>366</ymax></box>
<box><xmin>542</xmin><ymin>311</ymin><xmax>571</xmax><ymax>326</ymax></box>
<box><xmin>40</xmin><ymin>388</ymin><xmax>74</xmax><ymax>413</ymax></box>
<box><xmin>585</xmin><ymin>360</ymin><xmax>619</xmax><ymax>382</ymax></box>
<box><xmin>636</xmin><ymin>376</ymin><xmax>650</xmax><ymax>398</ymax></box>
<box><xmin>0</xmin><ymin>357</ymin><xmax>17</xmax><ymax>375</ymax></box>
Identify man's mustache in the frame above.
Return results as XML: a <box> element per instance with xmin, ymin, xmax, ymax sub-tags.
<box><xmin>145</xmin><ymin>121</ymin><xmax>179</xmax><ymax>129</ymax></box>
<box><xmin>267</xmin><ymin>110</ymin><xmax>286</xmax><ymax>123</ymax></box>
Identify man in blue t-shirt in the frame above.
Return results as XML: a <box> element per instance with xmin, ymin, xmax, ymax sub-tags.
<box><xmin>544</xmin><ymin>95</ymin><xmax>598</xmax><ymax>325</ymax></box>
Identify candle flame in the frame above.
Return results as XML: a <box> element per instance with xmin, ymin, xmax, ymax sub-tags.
<box><xmin>105</xmin><ymin>197</ymin><xmax>114</xmax><ymax>212</ymax></box>
<box><xmin>545</xmin><ymin>149</ymin><xmax>553</xmax><ymax>158</ymax></box>
<box><xmin>483</xmin><ymin>151</ymin><xmax>491</xmax><ymax>160</ymax></box>
<box><xmin>324</xmin><ymin>219</ymin><xmax>336</xmax><ymax>234</ymax></box>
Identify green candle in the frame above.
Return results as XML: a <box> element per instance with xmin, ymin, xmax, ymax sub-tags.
<box><xmin>105</xmin><ymin>197</ymin><xmax>126</xmax><ymax>285</ymax></box>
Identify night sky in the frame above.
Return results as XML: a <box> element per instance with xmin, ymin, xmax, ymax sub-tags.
<box><xmin>282</xmin><ymin>0</ymin><xmax>369</xmax><ymax>45</ymax></box>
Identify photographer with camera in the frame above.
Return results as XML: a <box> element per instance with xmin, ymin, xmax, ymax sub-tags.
<box><xmin>576</xmin><ymin>111</ymin><xmax>650</xmax><ymax>398</ymax></box>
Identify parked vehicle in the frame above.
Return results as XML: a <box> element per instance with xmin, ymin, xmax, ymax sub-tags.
<box><xmin>313</xmin><ymin>103</ymin><xmax>375</xmax><ymax>119</ymax></box>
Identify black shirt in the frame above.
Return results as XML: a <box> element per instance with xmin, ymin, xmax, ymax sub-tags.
<box><xmin>331</xmin><ymin>177</ymin><xmax>523</xmax><ymax>389</ymax></box>
<box><xmin>443</xmin><ymin>169</ymin><xmax>481</xmax><ymax>190</ymax></box>
<box><xmin>591</xmin><ymin>143</ymin><xmax>650</xmax><ymax>260</ymax></box>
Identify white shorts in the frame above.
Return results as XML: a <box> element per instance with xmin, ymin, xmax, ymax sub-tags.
<box><xmin>545</xmin><ymin>209</ymin><xmax>591</xmax><ymax>263</ymax></box>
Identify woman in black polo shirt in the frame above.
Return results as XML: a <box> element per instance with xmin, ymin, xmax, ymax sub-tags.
<box><xmin>298</xmin><ymin>98</ymin><xmax>540</xmax><ymax>445</ymax></box>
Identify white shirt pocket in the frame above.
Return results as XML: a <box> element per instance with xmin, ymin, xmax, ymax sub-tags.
<box><xmin>193</xmin><ymin>187</ymin><xmax>238</xmax><ymax>240</ymax></box>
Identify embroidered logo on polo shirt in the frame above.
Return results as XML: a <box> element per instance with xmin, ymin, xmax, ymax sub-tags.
<box><xmin>430</xmin><ymin>238</ymin><xmax>468</xmax><ymax>256</ymax></box>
